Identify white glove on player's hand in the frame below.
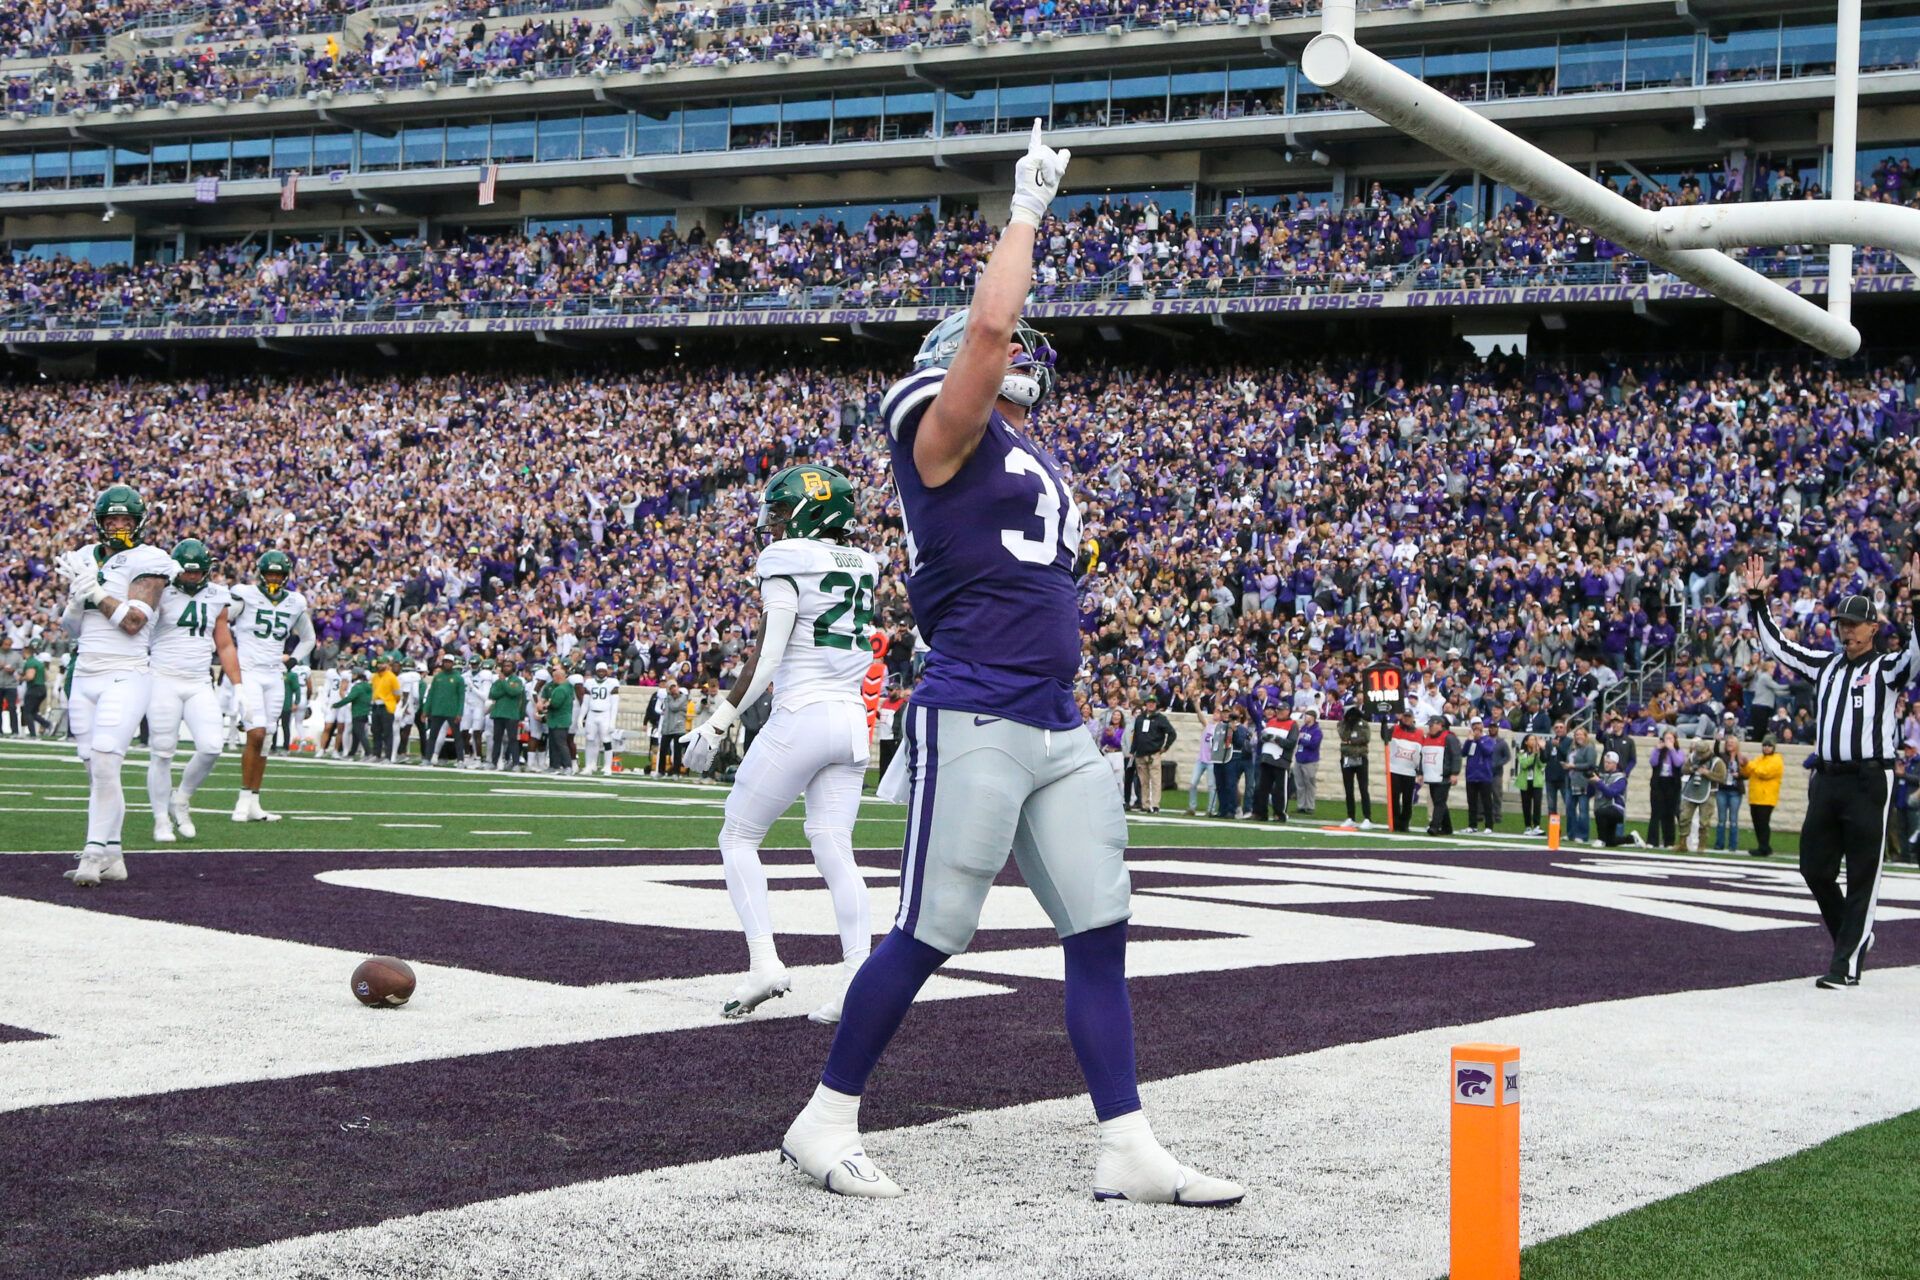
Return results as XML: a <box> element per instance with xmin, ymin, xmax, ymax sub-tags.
<box><xmin>681</xmin><ymin>722</ymin><xmax>724</xmax><ymax>775</ymax></box>
<box><xmin>57</xmin><ymin>560</ymin><xmax>107</xmax><ymax>607</ymax></box>
<box><xmin>1008</xmin><ymin>119</ymin><xmax>1070</xmax><ymax>228</ymax></box>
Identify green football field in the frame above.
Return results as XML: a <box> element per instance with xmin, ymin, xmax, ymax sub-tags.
<box><xmin>0</xmin><ymin>736</ymin><xmax>1852</xmax><ymax>867</ymax></box>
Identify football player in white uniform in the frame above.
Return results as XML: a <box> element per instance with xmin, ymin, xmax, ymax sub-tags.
<box><xmin>317</xmin><ymin>665</ymin><xmax>348</xmax><ymax>757</ymax></box>
<box><xmin>392</xmin><ymin>657</ymin><xmax>422</xmax><ymax>762</ymax></box>
<box><xmin>56</xmin><ymin>486</ymin><xmax>179</xmax><ymax>886</ymax></box>
<box><xmin>462</xmin><ymin>656</ymin><xmax>493</xmax><ymax>769</ymax></box>
<box><xmin>225</xmin><ymin>550</ymin><xmax>316</xmax><ymax>821</ymax></box>
<box><xmin>144</xmin><ymin>539</ymin><xmax>244</xmax><ymax>843</ymax></box>
<box><xmin>683</xmin><ymin>464</ymin><xmax>878</xmax><ymax>1025</ymax></box>
<box><xmin>581</xmin><ymin>662</ymin><xmax>622</xmax><ymax>776</ymax></box>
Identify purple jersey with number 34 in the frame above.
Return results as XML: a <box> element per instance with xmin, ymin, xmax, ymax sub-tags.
<box><xmin>880</xmin><ymin>366</ymin><xmax>1083</xmax><ymax>730</ymax></box>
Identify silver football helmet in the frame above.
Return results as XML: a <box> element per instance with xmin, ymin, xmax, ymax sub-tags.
<box><xmin>913</xmin><ymin>309</ymin><xmax>1057</xmax><ymax>408</ymax></box>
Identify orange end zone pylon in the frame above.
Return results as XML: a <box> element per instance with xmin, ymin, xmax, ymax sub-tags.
<box><xmin>1450</xmin><ymin>1043</ymin><xmax>1520</xmax><ymax>1280</ymax></box>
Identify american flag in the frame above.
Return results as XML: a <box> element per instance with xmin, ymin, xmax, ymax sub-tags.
<box><xmin>477</xmin><ymin>164</ymin><xmax>500</xmax><ymax>207</ymax></box>
<box><xmin>194</xmin><ymin>175</ymin><xmax>220</xmax><ymax>204</ymax></box>
<box><xmin>279</xmin><ymin>172</ymin><xmax>298</xmax><ymax>211</ymax></box>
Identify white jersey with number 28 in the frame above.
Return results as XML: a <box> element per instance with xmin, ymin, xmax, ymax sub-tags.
<box><xmin>755</xmin><ymin>537</ymin><xmax>880</xmax><ymax>713</ymax></box>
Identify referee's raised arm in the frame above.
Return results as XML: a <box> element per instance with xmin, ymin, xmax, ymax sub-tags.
<box><xmin>1741</xmin><ymin>554</ymin><xmax>1832</xmax><ymax>680</ymax></box>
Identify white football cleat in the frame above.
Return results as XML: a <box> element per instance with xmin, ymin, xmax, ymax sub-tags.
<box><xmin>721</xmin><ymin>966</ymin><xmax>791</xmax><ymax>1019</ymax></box>
<box><xmin>232</xmin><ymin>795</ymin><xmax>252</xmax><ymax>823</ymax></box>
<box><xmin>100</xmin><ymin>847</ymin><xmax>128</xmax><ymax>881</ymax></box>
<box><xmin>1092</xmin><ymin>1114</ymin><xmax>1244</xmax><ymax>1207</ymax></box>
<box><xmin>1359</xmin><ymin>819</ymin><xmax>1375</xmax><ymax>830</ymax></box>
<box><xmin>250</xmin><ymin>793</ymin><xmax>283</xmax><ymax>822</ymax></box>
<box><xmin>65</xmin><ymin>847</ymin><xmax>113</xmax><ymax>888</ymax></box>
<box><xmin>153</xmin><ymin>818</ymin><xmax>176</xmax><ymax>844</ymax></box>
<box><xmin>171</xmin><ymin>794</ymin><xmax>197</xmax><ymax>839</ymax></box>
<box><xmin>808</xmin><ymin>961</ymin><xmax>861</xmax><ymax>1026</ymax></box>
<box><xmin>779</xmin><ymin>1101</ymin><xmax>905</xmax><ymax>1198</ymax></box>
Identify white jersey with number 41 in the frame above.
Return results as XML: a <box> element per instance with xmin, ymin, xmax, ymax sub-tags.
<box><xmin>228</xmin><ymin>584</ymin><xmax>310</xmax><ymax>675</ymax></box>
<box><xmin>151</xmin><ymin>581</ymin><xmax>234</xmax><ymax>679</ymax></box>
<box><xmin>755</xmin><ymin>538</ymin><xmax>879</xmax><ymax>713</ymax></box>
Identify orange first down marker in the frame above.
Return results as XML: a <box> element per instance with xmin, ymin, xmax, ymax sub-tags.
<box><xmin>1450</xmin><ymin>1043</ymin><xmax>1520</xmax><ymax>1280</ymax></box>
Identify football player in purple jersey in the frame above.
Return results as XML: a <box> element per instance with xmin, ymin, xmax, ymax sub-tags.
<box><xmin>780</xmin><ymin>121</ymin><xmax>1244</xmax><ymax>1207</ymax></box>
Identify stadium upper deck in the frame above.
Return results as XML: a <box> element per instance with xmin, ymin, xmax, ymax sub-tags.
<box><xmin>0</xmin><ymin>0</ymin><xmax>1916</xmax><ymax>346</ymax></box>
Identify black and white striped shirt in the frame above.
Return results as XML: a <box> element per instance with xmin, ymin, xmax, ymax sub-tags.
<box><xmin>1751</xmin><ymin>603</ymin><xmax>1920</xmax><ymax>763</ymax></box>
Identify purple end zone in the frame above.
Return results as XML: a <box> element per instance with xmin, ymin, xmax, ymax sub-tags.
<box><xmin>1</xmin><ymin>844</ymin><xmax>1914</xmax><ymax>1280</ymax></box>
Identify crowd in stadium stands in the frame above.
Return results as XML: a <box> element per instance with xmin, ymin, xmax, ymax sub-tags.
<box><xmin>191</xmin><ymin>0</ymin><xmax>365</xmax><ymax>44</ymax></box>
<box><xmin>5</xmin><ymin>0</ymin><xmax>1917</xmax><ymax>114</ymax></box>
<box><xmin>4</xmin><ymin>351</ymin><xmax>1917</xmax><ymax>800</ymax></box>
<box><xmin>0</xmin><ymin>0</ymin><xmax>161</xmax><ymax>61</ymax></box>
<box><xmin>10</xmin><ymin>182</ymin><xmax>1918</xmax><ymax>327</ymax></box>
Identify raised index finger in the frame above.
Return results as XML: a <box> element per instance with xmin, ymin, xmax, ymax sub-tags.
<box><xmin>1030</xmin><ymin>118</ymin><xmax>1044</xmax><ymax>149</ymax></box>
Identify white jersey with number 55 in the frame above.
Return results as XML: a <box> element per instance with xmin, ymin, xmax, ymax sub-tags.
<box><xmin>755</xmin><ymin>538</ymin><xmax>880</xmax><ymax>713</ymax></box>
<box><xmin>228</xmin><ymin>584</ymin><xmax>311</xmax><ymax>674</ymax></box>
<box><xmin>150</xmin><ymin>581</ymin><xmax>234</xmax><ymax>679</ymax></box>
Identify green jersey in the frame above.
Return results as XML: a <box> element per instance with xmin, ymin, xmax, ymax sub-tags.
<box><xmin>22</xmin><ymin>656</ymin><xmax>46</xmax><ymax>689</ymax></box>
<box><xmin>488</xmin><ymin>675</ymin><xmax>526</xmax><ymax>721</ymax></box>
<box><xmin>542</xmin><ymin>678</ymin><xmax>575</xmax><ymax>729</ymax></box>
<box><xmin>425</xmin><ymin>670</ymin><xmax>466</xmax><ymax>718</ymax></box>
<box><xmin>332</xmin><ymin>680</ymin><xmax>373</xmax><ymax>720</ymax></box>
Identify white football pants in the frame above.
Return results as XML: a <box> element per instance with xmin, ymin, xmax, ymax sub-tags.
<box><xmin>146</xmin><ymin>673</ymin><xmax>225</xmax><ymax>818</ymax></box>
<box><xmin>68</xmin><ymin>668</ymin><xmax>153</xmax><ymax>847</ymax></box>
<box><xmin>582</xmin><ymin>719</ymin><xmax>618</xmax><ymax>772</ymax></box>
<box><xmin>718</xmin><ymin>701</ymin><xmax>871</xmax><ymax>964</ymax></box>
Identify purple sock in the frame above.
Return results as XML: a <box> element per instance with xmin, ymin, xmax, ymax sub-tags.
<box><xmin>1062</xmin><ymin>920</ymin><xmax>1142</xmax><ymax>1121</ymax></box>
<box><xmin>821</xmin><ymin>927</ymin><xmax>948</xmax><ymax>1096</ymax></box>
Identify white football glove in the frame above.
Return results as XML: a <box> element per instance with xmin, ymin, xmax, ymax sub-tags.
<box><xmin>1008</xmin><ymin>118</ymin><xmax>1071</xmax><ymax>228</ymax></box>
<box><xmin>681</xmin><ymin>722</ymin><xmax>724</xmax><ymax>775</ymax></box>
<box><xmin>56</xmin><ymin>559</ymin><xmax>107</xmax><ymax>608</ymax></box>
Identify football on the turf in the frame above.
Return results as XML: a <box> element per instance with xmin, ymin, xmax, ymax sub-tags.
<box><xmin>350</xmin><ymin>956</ymin><xmax>416</xmax><ymax>1008</ymax></box>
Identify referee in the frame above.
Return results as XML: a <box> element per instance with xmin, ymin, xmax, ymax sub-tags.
<box><xmin>1744</xmin><ymin>553</ymin><xmax>1920</xmax><ymax>989</ymax></box>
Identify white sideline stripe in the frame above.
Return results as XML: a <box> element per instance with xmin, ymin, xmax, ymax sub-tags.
<box><xmin>99</xmin><ymin>968</ymin><xmax>1920</xmax><ymax>1280</ymax></box>
<box><xmin>0</xmin><ymin>740</ymin><xmax>778</xmax><ymax>797</ymax></box>
<box><xmin>380</xmin><ymin>823</ymin><xmax>442</xmax><ymax>829</ymax></box>
<box><xmin>291</xmin><ymin>816</ymin><xmax>351</xmax><ymax>823</ymax></box>
<box><xmin>565</xmin><ymin>837</ymin><xmax>624</xmax><ymax>844</ymax></box>
<box><xmin>0</xmin><ymin>804</ymin><xmax>901</xmax><ymax>823</ymax></box>
<box><xmin>470</xmin><ymin>829</ymin><xmax>533</xmax><ymax>836</ymax></box>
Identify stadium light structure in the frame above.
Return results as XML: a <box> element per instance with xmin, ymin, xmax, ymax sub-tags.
<box><xmin>1299</xmin><ymin>0</ymin><xmax>1917</xmax><ymax>357</ymax></box>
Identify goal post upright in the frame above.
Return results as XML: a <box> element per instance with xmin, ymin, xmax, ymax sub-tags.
<box><xmin>1832</xmin><ymin>0</ymin><xmax>1861</xmax><ymax>327</ymax></box>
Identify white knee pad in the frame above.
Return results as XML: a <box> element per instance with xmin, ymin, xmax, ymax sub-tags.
<box><xmin>720</xmin><ymin>813</ymin><xmax>773</xmax><ymax>856</ymax></box>
<box><xmin>804</xmin><ymin>820</ymin><xmax>853</xmax><ymax>862</ymax></box>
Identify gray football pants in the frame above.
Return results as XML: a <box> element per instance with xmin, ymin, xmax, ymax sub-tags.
<box><xmin>892</xmin><ymin>704</ymin><xmax>1132</xmax><ymax>956</ymax></box>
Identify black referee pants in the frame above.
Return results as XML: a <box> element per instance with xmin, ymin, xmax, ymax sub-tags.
<box><xmin>1800</xmin><ymin>768</ymin><xmax>1889</xmax><ymax>983</ymax></box>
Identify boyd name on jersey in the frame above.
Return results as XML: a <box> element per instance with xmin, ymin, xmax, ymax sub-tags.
<box><xmin>756</xmin><ymin>538</ymin><xmax>879</xmax><ymax>711</ymax></box>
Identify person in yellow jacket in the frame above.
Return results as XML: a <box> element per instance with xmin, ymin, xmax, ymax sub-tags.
<box><xmin>1741</xmin><ymin>735</ymin><xmax>1785</xmax><ymax>858</ymax></box>
<box><xmin>370</xmin><ymin>659</ymin><xmax>401</xmax><ymax>761</ymax></box>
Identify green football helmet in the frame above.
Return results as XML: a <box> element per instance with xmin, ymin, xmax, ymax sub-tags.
<box><xmin>171</xmin><ymin>538</ymin><xmax>213</xmax><ymax>594</ymax></box>
<box><xmin>257</xmin><ymin>549</ymin><xmax>294</xmax><ymax>601</ymax></box>
<box><xmin>94</xmin><ymin>485</ymin><xmax>147</xmax><ymax>551</ymax></box>
<box><xmin>759</xmin><ymin>464</ymin><xmax>856</xmax><ymax>542</ymax></box>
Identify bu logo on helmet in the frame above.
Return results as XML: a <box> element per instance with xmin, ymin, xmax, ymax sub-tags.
<box><xmin>801</xmin><ymin>470</ymin><xmax>832</xmax><ymax>501</ymax></box>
